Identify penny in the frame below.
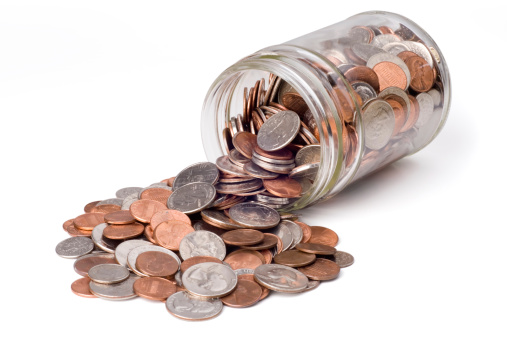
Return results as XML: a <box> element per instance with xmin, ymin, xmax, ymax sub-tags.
<box><xmin>221</xmin><ymin>279</ymin><xmax>263</xmax><ymax>308</ymax></box>
<box><xmin>103</xmin><ymin>223</ymin><xmax>145</xmax><ymax>240</ymax></box>
<box><xmin>84</xmin><ymin>201</ymin><xmax>100</xmax><ymax>213</ymax></box>
<box><xmin>71</xmin><ymin>277</ymin><xmax>96</xmax><ymax>298</ymax></box>
<box><xmin>166</xmin><ymin>291</ymin><xmax>223</xmax><ymax>321</ymax></box>
<box><xmin>140</xmin><ymin>188</ymin><xmax>173</xmax><ymax>205</ymax></box>
<box><xmin>92</xmin><ymin>223</ymin><xmax>121</xmax><ymax>253</ymax></box>
<box><xmin>127</xmin><ymin>244</ymin><xmax>181</xmax><ymax>277</ymax></box>
<box><xmin>240</xmin><ymin>233</ymin><xmax>278</xmax><ymax>250</ymax></box>
<box><xmin>73</xmin><ymin>213</ymin><xmax>105</xmax><ymax>231</ymax></box>
<box><xmin>144</xmin><ymin>225</ymin><xmax>157</xmax><ymax>244</ymax></box>
<box><xmin>88</xmin><ymin>263</ymin><xmax>130</xmax><ymax>284</ymax></box>
<box><xmin>180</xmin><ymin>256</ymin><xmax>223</xmax><ymax>274</ymax></box>
<box><xmin>150</xmin><ymin>209</ymin><xmax>192</xmax><ymax>230</ymax></box>
<box><xmin>182</xmin><ymin>262</ymin><xmax>237</xmax><ymax>299</ymax></box>
<box><xmin>129</xmin><ymin>199</ymin><xmax>167</xmax><ymax>223</ymax></box>
<box><xmin>263</xmin><ymin>177</ymin><xmax>302</xmax><ymax>198</ymax></box>
<box><xmin>62</xmin><ymin>219</ymin><xmax>74</xmax><ymax>232</ymax></box>
<box><xmin>229</xmin><ymin>202</ymin><xmax>280</xmax><ymax>229</ymax></box>
<box><xmin>74</xmin><ymin>253</ymin><xmax>117</xmax><ymax>277</ymax></box>
<box><xmin>232</xmin><ymin>131</ymin><xmax>258</xmax><ymax>159</ymax></box>
<box><xmin>273</xmin><ymin>250</ymin><xmax>316</xmax><ymax>267</ymax></box>
<box><xmin>115</xmin><ymin>187</ymin><xmax>143</xmax><ymax>199</ymax></box>
<box><xmin>91</xmin><ymin>204</ymin><xmax>122</xmax><ymax>214</ymax></box>
<box><xmin>243</xmin><ymin>161</ymin><xmax>279</xmax><ymax>179</ymax></box>
<box><xmin>153</xmin><ymin>220</ymin><xmax>194</xmax><ymax>251</ymax></box>
<box><xmin>253</xmin><ymin>144</ymin><xmax>293</xmax><ymax>160</ymax></box>
<box><xmin>166</xmin><ymin>182</ymin><xmax>216</xmax><ymax>214</ymax></box>
<box><xmin>344</xmin><ymin>66</ymin><xmax>380</xmax><ymax>92</ymax></box>
<box><xmin>257</xmin><ymin>110</ymin><xmax>300</xmax><ymax>151</ymax></box>
<box><xmin>104</xmin><ymin>210</ymin><xmax>135</xmax><ymax>225</ymax></box>
<box><xmin>172</xmin><ymin>162</ymin><xmax>220</xmax><ymax>190</ymax></box>
<box><xmin>332</xmin><ymin>250</ymin><xmax>355</xmax><ymax>268</ymax></box>
<box><xmin>294</xmin><ymin>221</ymin><xmax>312</xmax><ymax>243</ymax></box>
<box><xmin>133</xmin><ymin>277</ymin><xmax>177</xmax><ymax>301</ymax></box>
<box><xmin>215</xmin><ymin>155</ymin><xmax>251</xmax><ymax>178</ymax></box>
<box><xmin>372</xmin><ymin>61</ymin><xmax>408</xmax><ymax>91</ymax></box>
<box><xmin>405</xmin><ymin>55</ymin><xmax>434</xmax><ymax>92</ymax></box>
<box><xmin>296</xmin><ymin>242</ymin><xmax>337</xmax><ymax>255</ymax></box>
<box><xmin>89</xmin><ymin>274</ymin><xmax>140</xmax><ymax>300</ymax></box>
<box><xmin>308</xmin><ymin>226</ymin><xmax>339</xmax><ymax>247</ymax></box>
<box><xmin>114</xmin><ymin>239</ymin><xmax>153</xmax><ymax>268</ymax></box>
<box><xmin>259</xmin><ymin>249</ymin><xmax>273</xmax><ymax>264</ymax></box>
<box><xmin>254</xmin><ymin>264</ymin><xmax>308</xmax><ymax>293</ymax></box>
<box><xmin>298</xmin><ymin>258</ymin><xmax>340</xmax><ymax>281</ymax></box>
<box><xmin>221</xmin><ymin>229</ymin><xmax>264</xmax><ymax>246</ymax></box>
<box><xmin>224</xmin><ymin>249</ymin><xmax>264</xmax><ymax>270</ymax></box>
<box><xmin>179</xmin><ymin>230</ymin><xmax>227</xmax><ymax>261</ymax></box>
<box><xmin>201</xmin><ymin>209</ymin><xmax>240</xmax><ymax>230</ymax></box>
<box><xmin>135</xmin><ymin>251</ymin><xmax>179</xmax><ymax>277</ymax></box>
<box><xmin>165</xmin><ymin>177</ymin><xmax>176</xmax><ymax>187</ymax></box>
<box><xmin>56</xmin><ymin>237</ymin><xmax>94</xmax><ymax>259</ymax></box>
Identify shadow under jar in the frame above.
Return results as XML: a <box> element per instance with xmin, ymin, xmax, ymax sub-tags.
<box><xmin>201</xmin><ymin>11</ymin><xmax>451</xmax><ymax>211</ymax></box>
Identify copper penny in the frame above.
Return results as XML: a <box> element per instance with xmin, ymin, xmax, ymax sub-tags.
<box><xmin>253</xmin><ymin>145</ymin><xmax>292</xmax><ymax>160</ymax></box>
<box><xmin>129</xmin><ymin>199</ymin><xmax>167</xmax><ymax>223</ymax></box>
<box><xmin>239</xmin><ymin>233</ymin><xmax>278</xmax><ymax>250</ymax></box>
<box><xmin>405</xmin><ymin>55</ymin><xmax>434</xmax><ymax>92</ymax></box>
<box><xmin>104</xmin><ymin>210</ymin><xmax>135</xmax><ymax>225</ymax></box>
<box><xmin>298</xmin><ymin>258</ymin><xmax>340</xmax><ymax>281</ymax></box>
<box><xmin>71</xmin><ymin>277</ymin><xmax>96</xmax><ymax>298</ymax></box>
<box><xmin>232</xmin><ymin>131</ymin><xmax>258</xmax><ymax>159</ymax></box>
<box><xmin>144</xmin><ymin>225</ymin><xmax>157</xmax><ymax>244</ymax></box>
<box><xmin>259</xmin><ymin>249</ymin><xmax>273</xmax><ymax>264</ymax></box>
<box><xmin>136</xmin><ymin>251</ymin><xmax>179</xmax><ymax>278</ymax></box>
<box><xmin>102</xmin><ymin>223</ymin><xmax>144</xmax><ymax>240</ymax></box>
<box><xmin>379</xmin><ymin>26</ymin><xmax>395</xmax><ymax>34</ymax></box>
<box><xmin>153</xmin><ymin>220</ymin><xmax>194</xmax><ymax>251</ymax></box>
<box><xmin>150</xmin><ymin>209</ymin><xmax>191</xmax><ymax>230</ymax></box>
<box><xmin>90</xmin><ymin>204</ymin><xmax>121</xmax><ymax>214</ymax></box>
<box><xmin>66</xmin><ymin>224</ymin><xmax>92</xmax><ymax>237</ymax></box>
<box><xmin>308</xmin><ymin>226</ymin><xmax>339</xmax><ymax>247</ymax></box>
<box><xmin>295</xmin><ymin>242</ymin><xmax>337</xmax><ymax>255</ymax></box>
<box><xmin>224</xmin><ymin>249</ymin><xmax>264</xmax><ymax>270</ymax></box>
<box><xmin>133</xmin><ymin>277</ymin><xmax>177</xmax><ymax>301</ymax></box>
<box><xmin>73</xmin><ymin>213</ymin><xmax>105</xmax><ymax>231</ymax></box>
<box><xmin>263</xmin><ymin>176</ymin><xmax>302</xmax><ymax>198</ymax></box>
<box><xmin>221</xmin><ymin>279</ymin><xmax>262</xmax><ymax>308</ymax></box>
<box><xmin>140</xmin><ymin>187</ymin><xmax>173</xmax><ymax>205</ymax></box>
<box><xmin>84</xmin><ymin>201</ymin><xmax>100</xmax><ymax>213</ymax></box>
<box><xmin>344</xmin><ymin>66</ymin><xmax>380</xmax><ymax>93</ymax></box>
<box><xmin>239</xmin><ymin>273</ymin><xmax>270</xmax><ymax>300</ymax></box>
<box><xmin>372</xmin><ymin>61</ymin><xmax>407</xmax><ymax>91</ymax></box>
<box><xmin>62</xmin><ymin>219</ymin><xmax>74</xmax><ymax>232</ymax></box>
<box><xmin>397</xmin><ymin>50</ymin><xmax>419</xmax><ymax>63</ymax></box>
<box><xmin>74</xmin><ymin>253</ymin><xmax>117</xmax><ymax>276</ymax></box>
<box><xmin>294</xmin><ymin>221</ymin><xmax>312</xmax><ymax>243</ymax></box>
<box><xmin>400</xmin><ymin>94</ymin><xmax>420</xmax><ymax>133</ymax></box>
<box><xmin>180</xmin><ymin>256</ymin><xmax>223</xmax><ymax>274</ymax></box>
<box><xmin>221</xmin><ymin>229</ymin><xmax>265</xmax><ymax>246</ymax></box>
<box><xmin>385</xmin><ymin>98</ymin><xmax>407</xmax><ymax>135</ymax></box>
<box><xmin>281</xmin><ymin>92</ymin><xmax>308</xmax><ymax>116</ymax></box>
<box><xmin>166</xmin><ymin>177</ymin><xmax>176</xmax><ymax>187</ymax></box>
<box><xmin>273</xmin><ymin>249</ymin><xmax>316</xmax><ymax>267</ymax></box>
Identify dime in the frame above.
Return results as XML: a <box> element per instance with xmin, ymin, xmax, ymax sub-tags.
<box><xmin>103</xmin><ymin>223</ymin><xmax>144</xmax><ymax>240</ymax></box>
<box><xmin>153</xmin><ymin>220</ymin><xmax>195</xmax><ymax>251</ymax></box>
<box><xmin>88</xmin><ymin>264</ymin><xmax>130</xmax><ymax>284</ymax></box>
<box><xmin>295</xmin><ymin>145</ymin><xmax>321</xmax><ymax>167</ymax></box>
<box><xmin>282</xmin><ymin>220</ymin><xmax>303</xmax><ymax>249</ymax></box>
<box><xmin>240</xmin><ymin>233</ymin><xmax>279</xmax><ymax>250</ymax></box>
<box><xmin>221</xmin><ymin>229</ymin><xmax>264</xmax><ymax>246</ymax></box>
<box><xmin>221</xmin><ymin>279</ymin><xmax>262</xmax><ymax>308</ymax></box>
<box><xmin>257</xmin><ymin>110</ymin><xmax>300</xmax><ymax>151</ymax></box>
<box><xmin>180</xmin><ymin>256</ymin><xmax>223</xmax><ymax>274</ymax></box>
<box><xmin>74</xmin><ymin>253</ymin><xmax>117</xmax><ymax>277</ymax></box>
<box><xmin>254</xmin><ymin>264</ymin><xmax>308</xmax><ymax>293</ymax></box>
<box><xmin>150</xmin><ymin>209</ymin><xmax>191</xmax><ymax>230</ymax></box>
<box><xmin>351</xmin><ymin>81</ymin><xmax>378</xmax><ymax>104</ymax></box>
<box><xmin>89</xmin><ymin>274</ymin><xmax>140</xmax><ymax>300</ymax></box>
<box><xmin>228</xmin><ymin>149</ymin><xmax>250</xmax><ymax>167</ymax></box>
<box><xmin>308</xmin><ymin>226</ymin><xmax>339</xmax><ymax>247</ymax></box>
<box><xmin>215</xmin><ymin>155</ymin><xmax>251</xmax><ymax>177</ymax></box>
<box><xmin>73</xmin><ymin>213</ymin><xmax>105</xmax><ymax>231</ymax></box>
<box><xmin>56</xmin><ymin>237</ymin><xmax>94</xmax><ymax>259</ymax></box>
<box><xmin>229</xmin><ymin>202</ymin><xmax>280</xmax><ymax>229</ymax></box>
<box><xmin>179</xmin><ymin>230</ymin><xmax>227</xmax><ymax>261</ymax></box>
<box><xmin>288</xmin><ymin>163</ymin><xmax>320</xmax><ymax>180</ymax></box>
<box><xmin>133</xmin><ymin>276</ymin><xmax>177</xmax><ymax>301</ymax></box>
<box><xmin>332</xmin><ymin>250</ymin><xmax>355</xmax><ymax>268</ymax></box>
<box><xmin>129</xmin><ymin>199</ymin><xmax>167</xmax><ymax>223</ymax></box>
<box><xmin>224</xmin><ymin>249</ymin><xmax>265</xmax><ymax>270</ymax></box>
<box><xmin>172</xmin><ymin>162</ymin><xmax>220</xmax><ymax>190</ymax></box>
<box><xmin>166</xmin><ymin>182</ymin><xmax>216</xmax><ymax>214</ymax></box>
<box><xmin>104</xmin><ymin>210</ymin><xmax>135</xmax><ymax>225</ymax></box>
<box><xmin>243</xmin><ymin>161</ymin><xmax>279</xmax><ymax>179</ymax></box>
<box><xmin>263</xmin><ymin>177</ymin><xmax>302</xmax><ymax>198</ymax></box>
<box><xmin>215</xmin><ymin>179</ymin><xmax>263</xmax><ymax>194</ymax></box>
<box><xmin>344</xmin><ymin>66</ymin><xmax>380</xmax><ymax>92</ymax></box>
<box><xmin>140</xmin><ymin>188</ymin><xmax>173</xmax><ymax>205</ymax></box>
<box><xmin>116</xmin><ymin>187</ymin><xmax>143</xmax><ymax>199</ymax></box>
<box><xmin>273</xmin><ymin>250</ymin><xmax>316</xmax><ymax>267</ymax></box>
<box><xmin>253</xmin><ymin>194</ymin><xmax>290</xmax><ymax>205</ymax></box>
<box><xmin>92</xmin><ymin>223</ymin><xmax>121</xmax><ymax>253</ymax></box>
<box><xmin>296</xmin><ymin>242</ymin><xmax>336</xmax><ymax>255</ymax></box>
<box><xmin>182</xmin><ymin>262</ymin><xmax>237</xmax><ymax>299</ymax></box>
<box><xmin>166</xmin><ymin>291</ymin><xmax>223</xmax><ymax>321</ymax></box>
<box><xmin>114</xmin><ymin>239</ymin><xmax>153</xmax><ymax>268</ymax></box>
<box><xmin>135</xmin><ymin>251</ymin><xmax>179</xmax><ymax>277</ymax></box>
<box><xmin>298</xmin><ymin>258</ymin><xmax>340</xmax><ymax>281</ymax></box>
<box><xmin>71</xmin><ymin>277</ymin><xmax>96</xmax><ymax>298</ymax></box>
<box><xmin>362</xmin><ymin>99</ymin><xmax>395</xmax><ymax>150</ymax></box>
<box><xmin>232</xmin><ymin>131</ymin><xmax>258</xmax><ymax>158</ymax></box>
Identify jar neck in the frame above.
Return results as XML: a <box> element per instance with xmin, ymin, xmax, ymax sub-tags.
<box><xmin>201</xmin><ymin>44</ymin><xmax>363</xmax><ymax>210</ymax></box>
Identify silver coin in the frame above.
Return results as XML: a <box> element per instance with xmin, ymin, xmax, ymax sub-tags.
<box><xmin>96</xmin><ymin>198</ymin><xmax>124</xmax><ymax>206</ymax></box>
<box><xmin>179</xmin><ymin>230</ymin><xmax>226</xmax><ymax>261</ymax></box>
<box><xmin>371</xmin><ymin>33</ymin><xmax>401</xmax><ymax>48</ymax></box>
<box><xmin>253</xmin><ymin>201</ymin><xmax>285</xmax><ymax>210</ymax></box>
<box><xmin>166</xmin><ymin>291</ymin><xmax>223</xmax><ymax>321</ymax></box>
<box><xmin>91</xmin><ymin>223</ymin><xmax>122</xmax><ymax>253</ymax></box>
<box><xmin>173</xmin><ymin>270</ymin><xmax>183</xmax><ymax>286</ymax></box>
<box><xmin>230</xmin><ymin>116</ymin><xmax>238</xmax><ymax>136</ymax></box>
<box><xmin>219</xmin><ymin>176</ymin><xmax>256</xmax><ymax>184</ymax></box>
<box><xmin>300</xmin><ymin>127</ymin><xmax>319</xmax><ymax>144</ymax></box>
<box><xmin>234</xmin><ymin>268</ymin><xmax>255</xmax><ymax>276</ymax></box>
<box><xmin>378</xmin><ymin>86</ymin><xmax>411</xmax><ymax>122</ymax></box>
<box><xmin>276</xmin><ymin>80</ymin><xmax>297</xmax><ymax>104</ymax></box>
<box><xmin>266</xmin><ymin>223</ymin><xmax>293</xmax><ymax>251</ymax></box>
<box><xmin>257</xmin><ymin>110</ymin><xmax>300</xmax><ymax>151</ymax></box>
<box><xmin>254</xmin><ymin>264</ymin><xmax>308</xmax><ymax>293</ymax></box>
<box><xmin>348</xmin><ymin>26</ymin><xmax>372</xmax><ymax>44</ymax></box>
<box><xmin>323</xmin><ymin>50</ymin><xmax>347</xmax><ymax>66</ymax></box>
<box><xmin>88</xmin><ymin>264</ymin><xmax>130</xmax><ymax>284</ymax></box>
<box><xmin>192</xmin><ymin>220</ymin><xmax>228</xmax><ymax>236</ymax></box>
<box><xmin>215</xmin><ymin>155</ymin><xmax>251</xmax><ymax>178</ymax></box>
<box><xmin>201</xmin><ymin>210</ymin><xmax>241</xmax><ymax>230</ymax></box>
<box><xmin>167</xmin><ymin>182</ymin><xmax>216</xmax><ymax>214</ymax></box>
<box><xmin>382</xmin><ymin>41</ymin><xmax>409</xmax><ymax>56</ymax></box>
<box><xmin>289</xmin><ymin>162</ymin><xmax>320</xmax><ymax>180</ymax></box>
<box><xmin>115</xmin><ymin>187</ymin><xmax>143</xmax><ymax>199</ymax></box>
<box><xmin>173</xmin><ymin>162</ymin><xmax>220</xmax><ymax>190</ymax></box>
<box><xmin>228</xmin><ymin>149</ymin><xmax>250</xmax><ymax>167</ymax></box>
<box><xmin>332</xmin><ymin>251</ymin><xmax>355</xmax><ymax>268</ymax></box>
<box><xmin>251</xmin><ymin>156</ymin><xmax>295</xmax><ymax>174</ymax></box>
<box><xmin>427</xmin><ymin>88</ymin><xmax>442</xmax><ymax>107</ymax></box>
<box><xmin>89</xmin><ymin>274</ymin><xmax>140</xmax><ymax>300</ymax></box>
<box><xmin>415</xmin><ymin>92</ymin><xmax>435</xmax><ymax>128</ymax></box>
<box><xmin>236</xmin><ymin>114</ymin><xmax>244</xmax><ymax>132</ymax></box>
<box><xmin>352</xmin><ymin>82</ymin><xmax>378</xmax><ymax>105</ymax></box>
<box><xmin>127</xmin><ymin>244</ymin><xmax>181</xmax><ymax>277</ymax></box>
<box><xmin>295</xmin><ymin>145</ymin><xmax>321</xmax><ymax>167</ymax></box>
<box><xmin>282</xmin><ymin>220</ymin><xmax>303</xmax><ymax>249</ymax></box>
<box><xmin>121</xmin><ymin>192</ymin><xmax>139</xmax><ymax>210</ymax></box>
<box><xmin>362</xmin><ymin>99</ymin><xmax>395</xmax><ymax>150</ymax></box>
<box><xmin>337</xmin><ymin>63</ymin><xmax>355</xmax><ymax>74</ymax></box>
<box><xmin>182</xmin><ymin>262</ymin><xmax>237</xmax><ymax>298</ymax></box>
<box><xmin>298</xmin><ymin>280</ymin><xmax>320</xmax><ymax>293</ymax></box>
<box><xmin>366</xmin><ymin>53</ymin><xmax>411</xmax><ymax>90</ymax></box>
<box><xmin>214</xmin><ymin>179</ymin><xmax>263</xmax><ymax>194</ymax></box>
<box><xmin>401</xmin><ymin>41</ymin><xmax>433</xmax><ymax>68</ymax></box>
<box><xmin>56</xmin><ymin>237</ymin><xmax>94</xmax><ymax>259</ymax></box>
<box><xmin>351</xmin><ymin>43</ymin><xmax>384</xmax><ymax>63</ymax></box>
<box><xmin>253</xmin><ymin>194</ymin><xmax>290</xmax><ymax>205</ymax></box>
<box><xmin>252</xmin><ymin>151</ymin><xmax>294</xmax><ymax>165</ymax></box>
<box><xmin>229</xmin><ymin>202</ymin><xmax>280</xmax><ymax>229</ymax></box>
<box><xmin>233</xmin><ymin>187</ymin><xmax>266</xmax><ymax>197</ymax></box>
<box><xmin>279</xmin><ymin>212</ymin><xmax>302</xmax><ymax>221</ymax></box>
<box><xmin>114</xmin><ymin>239</ymin><xmax>152</xmax><ymax>268</ymax></box>
<box><xmin>148</xmin><ymin>182</ymin><xmax>173</xmax><ymax>189</ymax></box>
<box><xmin>294</xmin><ymin>177</ymin><xmax>313</xmax><ymax>195</ymax></box>
<box><xmin>243</xmin><ymin>161</ymin><xmax>279</xmax><ymax>179</ymax></box>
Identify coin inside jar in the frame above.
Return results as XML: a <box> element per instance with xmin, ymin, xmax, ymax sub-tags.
<box><xmin>221</xmin><ymin>229</ymin><xmax>265</xmax><ymax>246</ymax></box>
<box><xmin>135</xmin><ymin>251</ymin><xmax>179</xmax><ymax>278</ymax></box>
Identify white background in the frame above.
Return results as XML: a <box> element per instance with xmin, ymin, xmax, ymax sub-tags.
<box><xmin>1</xmin><ymin>1</ymin><xmax>506</xmax><ymax>337</ymax></box>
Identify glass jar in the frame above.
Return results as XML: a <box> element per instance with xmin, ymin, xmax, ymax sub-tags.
<box><xmin>201</xmin><ymin>10</ymin><xmax>451</xmax><ymax>211</ymax></box>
